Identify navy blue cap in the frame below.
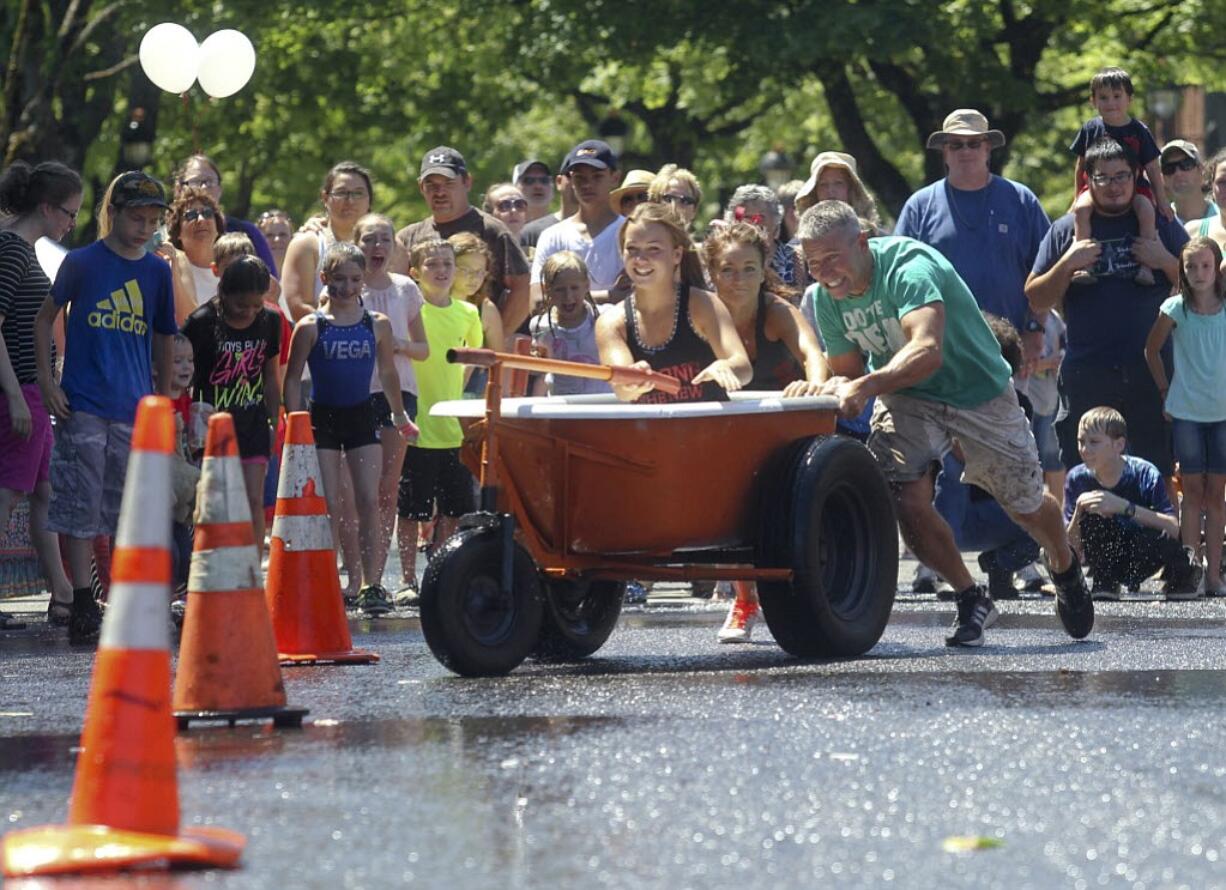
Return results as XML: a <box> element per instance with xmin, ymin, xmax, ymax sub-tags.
<box><xmin>561</xmin><ymin>140</ymin><xmax>617</xmax><ymax>174</ymax></box>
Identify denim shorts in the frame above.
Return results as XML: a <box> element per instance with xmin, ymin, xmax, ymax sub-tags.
<box><xmin>1030</xmin><ymin>410</ymin><xmax>1063</xmax><ymax>472</ymax></box>
<box><xmin>1171</xmin><ymin>417</ymin><xmax>1226</xmax><ymax>475</ymax></box>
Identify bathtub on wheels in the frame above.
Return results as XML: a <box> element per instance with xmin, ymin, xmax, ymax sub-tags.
<box><xmin>418</xmin><ymin>349</ymin><xmax>898</xmax><ymax>677</ymax></box>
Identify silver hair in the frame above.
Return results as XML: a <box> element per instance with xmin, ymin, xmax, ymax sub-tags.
<box><xmin>724</xmin><ymin>184</ymin><xmax>783</xmax><ymax>233</ymax></box>
<box><xmin>796</xmin><ymin>200</ymin><xmax>862</xmax><ymax>241</ymax></box>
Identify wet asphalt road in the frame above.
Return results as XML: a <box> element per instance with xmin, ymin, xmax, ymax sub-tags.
<box><xmin>3</xmin><ymin>583</ymin><xmax>1226</xmax><ymax>889</ymax></box>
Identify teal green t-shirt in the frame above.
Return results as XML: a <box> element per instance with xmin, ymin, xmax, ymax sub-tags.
<box><xmin>1159</xmin><ymin>294</ymin><xmax>1226</xmax><ymax>423</ymax></box>
<box><xmin>813</xmin><ymin>236</ymin><xmax>1011</xmax><ymax>408</ymax></box>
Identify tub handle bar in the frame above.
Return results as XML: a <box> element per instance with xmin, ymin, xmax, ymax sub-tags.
<box><xmin>446</xmin><ymin>348</ymin><xmax>682</xmax><ymax>395</ymax></box>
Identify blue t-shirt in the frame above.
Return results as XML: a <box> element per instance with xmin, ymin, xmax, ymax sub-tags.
<box><xmin>1031</xmin><ymin>211</ymin><xmax>1188</xmax><ymax>367</ymax></box>
<box><xmin>893</xmin><ymin>176</ymin><xmax>1050</xmax><ymax>331</ymax></box>
<box><xmin>1064</xmin><ymin>455</ymin><xmax>1174</xmax><ymax>528</ymax></box>
<box><xmin>50</xmin><ymin>240</ymin><xmax>176</xmax><ymax>423</ymax></box>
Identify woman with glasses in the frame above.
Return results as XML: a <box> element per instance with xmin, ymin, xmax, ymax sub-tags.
<box><xmin>256</xmin><ymin>209</ymin><xmax>294</xmax><ymax>277</ymax></box>
<box><xmin>0</xmin><ymin>161</ymin><xmax>83</xmax><ymax>631</ymax></box>
<box><xmin>175</xmin><ymin>155</ymin><xmax>278</xmax><ymax>275</ymax></box>
<box><xmin>163</xmin><ymin>186</ymin><xmax>225</xmax><ymax>321</ymax></box>
<box><xmin>482</xmin><ymin>183</ymin><xmax>529</xmax><ymax>241</ymax></box>
<box><xmin>281</xmin><ymin>161</ymin><xmax>374</xmax><ymax>322</ymax></box>
<box><xmin>648</xmin><ymin>164</ymin><xmax>703</xmax><ymax>232</ymax></box>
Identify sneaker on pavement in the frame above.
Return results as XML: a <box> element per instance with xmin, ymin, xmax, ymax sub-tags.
<box><xmin>1162</xmin><ymin>547</ymin><xmax>1204</xmax><ymax>601</ymax></box>
<box><xmin>624</xmin><ymin>581</ymin><xmax>649</xmax><ymax>605</ymax></box>
<box><xmin>356</xmin><ymin>584</ymin><xmax>393</xmax><ymax>617</ymax></box>
<box><xmin>394</xmin><ymin>581</ymin><xmax>420</xmax><ymax>608</ymax></box>
<box><xmin>1091</xmin><ymin>578</ymin><xmax>1121</xmax><ymax>601</ymax></box>
<box><xmin>68</xmin><ymin>597</ymin><xmax>103</xmax><ymax>645</ymax></box>
<box><xmin>945</xmin><ymin>586</ymin><xmax>997</xmax><ymax>648</ymax></box>
<box><xmin>1050</xmin><ymin>558</ymin><xmax>1094</xmax><ymax>639</ymax></box>
<box><xmin>912</xmin><ymin>564</ymin><xmax>939</xmax><ymax>595</ymax></box>
<box><xmin>984</xmin><ymin>566</ymin><xmax>1020</xmax><ymax>601</ymax></box>
<box><xmin>717</xmin><ymin>597</ymin><xmax>760</xmax><ymax>644</ymax></box>
<box><xmin>1016</xmin><ymin>563</ymin><xmax>1047</xmax><ymax>593</ymax></box>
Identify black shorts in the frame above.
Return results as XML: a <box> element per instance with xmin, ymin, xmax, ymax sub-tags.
<box><xmin>310</xmin><ymin>401</ymin><xmax>380</xmax><ymax>451</ymax></box>
<box><xmin>398</xmin><ymin>446</ymin><xmax>475</xmax><ymax>520</ymax></box>
<box><xmin>369</xmin><ymin>390</ymin><xmax>418</xmax><ymax>428</ymax></box>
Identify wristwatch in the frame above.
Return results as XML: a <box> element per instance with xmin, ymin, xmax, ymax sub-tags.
<box><xmin>1124</xmin><ymin>502</ymin><xmax>1137</xmax><ymax>518</ymax></box>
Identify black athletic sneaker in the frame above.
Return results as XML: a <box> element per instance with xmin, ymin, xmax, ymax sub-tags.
<box><xmin>1050</xmin><ymin>558</ymin><xmax>1094</xmax><ymax>639</ymax></box>
<box><xmin>1091</xmin><ymin>578</ymin><xmax>1121</xmax><ymax>601</ymax></box>
<box><xmin>356</xmin><ymin>584</ymin><xmax>393</xmax><ymax>617</ymax></box>
<box><xmin>1163</xmin><ymin>547</ymin><xmax>1204</xmax><ymax>601</ymax></box>
<box><xmin>945</xmin><ymin>586</ymin><xmax>998</xmax><ymax>648</ymax></box>
<box><xmin>977</xmin><ymin>552</ymin><xmax>1020</xmax><ymax>600</ymax></box>
<box><xmin>68</xmin><ymin>597</ymin><xmax>103</xmax><ymax>645</ymax></box>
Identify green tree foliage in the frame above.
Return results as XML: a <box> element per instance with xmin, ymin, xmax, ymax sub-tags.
<box><xmin>4</xmin><ymin>0</ymin><xmax>1226</xmax><ymax>243</ymax></box>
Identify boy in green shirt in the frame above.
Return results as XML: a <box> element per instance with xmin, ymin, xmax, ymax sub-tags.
<box><xmin>395</xmin><ymin>239</ymin><xmax>483</xmax><ymax>604</ymax></box>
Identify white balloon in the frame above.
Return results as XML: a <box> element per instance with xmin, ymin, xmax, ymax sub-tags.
<box><xmin>197</xmin><ymin>30</ymin><xmax>256</xmax><ymax>99</ymax></box>
<box><xmin>139</xmin><ymin>23</ymin><xmax>199</xmax><ymax>94</ymax></box>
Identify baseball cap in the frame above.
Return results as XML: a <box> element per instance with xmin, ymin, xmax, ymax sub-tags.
<box><xmin>513</xmin><ymin>159</ymin><xmax>551</xmax><ymax>183</ymax></box>
<box><xmin>561</xmin><ymin>140</ymin><xmax>616</xmax><ymax>174</ymax></box>
<box><xmin>110</xmin><ymin>171</ymin><xmax>168</xmax><ymax>209</ymax></box>
<box><xmin>1160</xmin><ymin>139</ymin><xmax>1201</xmax><ymax>164</ymax></box>
<box><xmin>419</xmin><ymin>146</ymin><xmax>468</xmax><ymax>180</ymax></box>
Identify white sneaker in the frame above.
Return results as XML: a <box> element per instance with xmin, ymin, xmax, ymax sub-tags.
<box><xmin>1016</xmin><ymin>563</ymin><xmax>1046</xmax><ymax>593</ymax></box>
<box><xmin>717</xmin><ymin>598</ymin><xmax>760</xmax><ymax>643</ymax></box>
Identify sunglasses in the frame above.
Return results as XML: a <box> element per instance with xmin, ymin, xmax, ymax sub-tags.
<box><xmin>182</xmin><ymin>207</ymin><xmax>216</xmax><ymax>222</ymax></box>
<box><xmin>946</xmin><ymin>138</ymin><xmax>986</xmax><ymax>152</ymax></box>
<box><xmin>1161</xmin><ymin>158</ymin><xmax>1199</xmax><ymax>176</ymax></box>
<box><xmin>518</xmin><ymin>175</ymin><xmax>551</xmax><ymax>186</ymax></box>
<box><xmin>620</xmin><ymin>192</ymin><xmax>649</xmax><ymax>207</ymax></box>
<box><xmin>662</xmin><ymin>194</ymin><xmax>697</xmax><ymax>207</ymax></box>
<box><xmin>495</xmin><ymin>198</ymin><xmax>528</xmax><ymax>212</ymax></box>
<box><xmin>734</xmin><ymin>206</ymin><xmax>766</xmax><ymax>226</ymax></box>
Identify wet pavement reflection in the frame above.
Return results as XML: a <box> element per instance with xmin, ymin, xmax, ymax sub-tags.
<box><xmin>4</xmin><ymin>600</ymin><xmax>1226</xmax><ymax>888</ymax></box>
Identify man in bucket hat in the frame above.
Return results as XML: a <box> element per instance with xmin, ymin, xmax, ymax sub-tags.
<box><xmin>895</xmin><ymin>109</ymin><xmax>1050</xmax><ymax>334</ymax></box>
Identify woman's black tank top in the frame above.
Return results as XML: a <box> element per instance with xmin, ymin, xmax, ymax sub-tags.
<box><xmin>747</xmin><ymin>291</ymin><xmax>803</xmax><ymax>390</ymax></box>
<box><xmin>625</xmin><ymin>284</ymin><xmax>726</xmax><ymax>404</ymax></box>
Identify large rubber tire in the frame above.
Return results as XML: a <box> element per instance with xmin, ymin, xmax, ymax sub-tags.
<box><xmin>533</xmin><ymin>578</ymin><xmax>624</xmax><ymax>660</ymax></box>
<box><xmin>419</xmin><ymin>528</ymin><xmax>543</xmax><ymax>677</ymax></box>
<box><xmin>757</xmin><ymin>436</ymin><xmax>898</xmax><ymax>658</ymax></box>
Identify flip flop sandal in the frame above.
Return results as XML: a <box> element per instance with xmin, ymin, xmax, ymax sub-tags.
<box><xmin>46</xmin><ymin>599</ymin><xmax>72</xmax><ymax>627</ymax></box>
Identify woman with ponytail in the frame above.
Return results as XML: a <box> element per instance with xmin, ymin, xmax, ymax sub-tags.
<box><xmin>0</xmin><ymin>161</ymin><xmax>83</xmax><ymax>629</ymax></box>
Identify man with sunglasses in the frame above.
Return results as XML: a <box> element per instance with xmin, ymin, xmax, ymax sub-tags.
<box><xmin>513</xmin><ymin>159</ymin><xmax>554</xmax><ymax>223</ymax></box>
<box><xmin>895</xmin><ymin>109</ymin><xmax>1050</xmax><ymax>336</ymax></box>
<box><xmin>1027</xmin><ymin>137</ymin><xmax>1187</xmax><ymax>488</ymax></box>
<box><xmin>1160</xmin><ymin>140</ymin><xmax>1217</xmax><ymax>230</ymax></box>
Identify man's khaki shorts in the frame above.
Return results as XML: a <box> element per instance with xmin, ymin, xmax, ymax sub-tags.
<box><xmin>866</xmin><ymin>387</ymin><xmax>1046</xmax><ymax>516</ymax></box>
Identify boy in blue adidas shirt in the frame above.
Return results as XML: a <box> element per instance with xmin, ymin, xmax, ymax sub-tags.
<box><xmin>33</xmin><ymin>171</ymin><xmax>177</xmax><ymax>643</ymax></box>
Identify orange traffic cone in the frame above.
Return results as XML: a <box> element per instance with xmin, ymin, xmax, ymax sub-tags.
<box><xmin>173</xmin><ymin>412</ymin><xmax>308</xmax><ymax>729</ymax></box>
<box><xmin>266</xmin><ymin>411</ymin><xmax>378</xmax><ymax>665</ymax></box>
<box><xmin>2</xmin><ymin>396</ymin><xmax>245</xmax><ymax>878</ymax></box>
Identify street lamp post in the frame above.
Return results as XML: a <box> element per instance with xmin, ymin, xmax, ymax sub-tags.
<box><xmin>120</xmin><ymin>107</ymin><xmax>154</xmax><ymax>170</ymax></box>
<box><xmin>598</xmin><ymin>112</ymin><xmax>629</xmax><ymax>161</ymax></box>
<box><xmin>759</xmin><ymin>148</ymin><xmax>794</xmax><ymax>190</ymax></box>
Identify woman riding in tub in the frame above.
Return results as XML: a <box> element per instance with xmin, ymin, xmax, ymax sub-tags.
<box><xmin>596</xmin><ymin>202</ymin><xmax>751</xmax><ymax>402</ymax></box>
